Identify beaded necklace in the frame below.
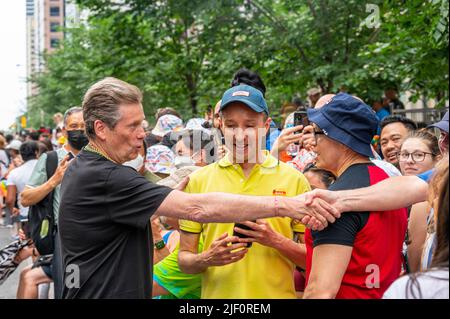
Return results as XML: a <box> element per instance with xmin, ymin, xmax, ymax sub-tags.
<box><xmin>84</xmin><ymin>143</ymin><xmax>117</xmax><ymax>163</ymax></box>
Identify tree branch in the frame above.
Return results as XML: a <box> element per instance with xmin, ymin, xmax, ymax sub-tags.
<box><xmin>247</xmin><ymin>0</ymin><xmax>310</xmax><ymax>64</ymax></box>
<box><xmin>344</xmin><ymin>14</ymin><xmax>351</xmax><ymax>64</ymax></box>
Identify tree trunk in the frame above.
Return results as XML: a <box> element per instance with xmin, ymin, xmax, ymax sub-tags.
<box><xmin>185</xmin><ymin>73</ymin><xmax>198</xmax><ymax>116</ymax></box>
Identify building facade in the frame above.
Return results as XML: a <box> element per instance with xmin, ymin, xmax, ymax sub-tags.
<box><xmin>26</xmin><ymin>0</ymin><xmax>86</xmax><ymax>99</ymax></box>
<box><xmin>25</xmin><ymin>0</ymin><xmax>37</xmax><ymax>97</ymax></box>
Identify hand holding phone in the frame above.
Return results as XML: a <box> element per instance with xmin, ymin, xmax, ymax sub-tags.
<box><xmin>233</xmin><ymin>222</ymin><xmax>256</xmax><ymax>248</ymax></box>
<box><xmin>294</xmin><ymin>111</ymin><xmax>310</xmax><ymax>129</ymax></box>
<box><xmin>20</xmin><ymin>219</ymin><xmax>30</xmax><ymax>239</ymax></box>
<box><xmin>293</xmin><ymin>111</ymin><xmax>310</xmax><ymax>145</ymax></box>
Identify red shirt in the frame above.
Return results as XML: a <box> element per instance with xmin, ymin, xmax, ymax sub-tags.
<box><xmin>305</xmin><ymin>163</ymin><xmax>408</xmax><ymax>299</ymax></box>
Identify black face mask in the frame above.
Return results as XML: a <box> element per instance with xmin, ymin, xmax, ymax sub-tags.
<box><xmin>67</xmin><ymin>130</ymin><xmax>89</xmax><ymax>150</ymax></box>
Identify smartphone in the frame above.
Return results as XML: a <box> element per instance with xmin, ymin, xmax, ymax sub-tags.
<box><xmin>294</xmin><ymin>111</ymin><xmax>310</xmax><ymax>128</ymax></box>
<box><xmin>20</xmin><ymin>219</ymin><xmax>30</xmax><ymax>239</ymax></box>
<box><xmin>67</xmin><ymin>152</ymin><xmax>75</xmax><ymax>160</ymax></box>
<box><xmin>233</xmin><ymin>222</ymin><xmax>255</xmax><ymax>248</ymax></box>
<box><xmin>293</xmin><ymin>111</ymin><xmax>309</xmax><ymax>145</ymax></box>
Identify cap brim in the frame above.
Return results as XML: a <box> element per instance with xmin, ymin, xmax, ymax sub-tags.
<box><xmin>307</xmin><ymin>108</ymin><xmax>374</xmax><ymax>158</ymax></box>
<box><xmin>151</xmin><ymin>128</ymin><xmax>165</xmax><ymax>137</ymax></box>
<box><xmin>220</xmin><ymin>98</ymin><xmax>267</xmax><ymax>114</ymax></box>
<box><xmin>428</xmin><ymin>121</ymin><xmax>449</xmax><ymax>134</ymax></box>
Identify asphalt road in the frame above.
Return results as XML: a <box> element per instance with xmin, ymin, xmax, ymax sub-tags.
<box><xmin>0</xmin><ymin>225</ymin><xmax>29</xmax><ymax>299</ymax></box>
<box><xmin>0</xmin><ymin>219</ymin><xmax>56</xmax><ymax>299</ymax></box>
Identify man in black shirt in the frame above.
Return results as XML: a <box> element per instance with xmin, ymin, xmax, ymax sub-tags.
<box><xmin>59</xmin><ymin>77</ymin><xmax>340</xmax><ymax>299</ymax></box>
<box><xmin>60</xmin><ymin>150</ymin><xmax>172</xmax><ymax>298</ymax></box>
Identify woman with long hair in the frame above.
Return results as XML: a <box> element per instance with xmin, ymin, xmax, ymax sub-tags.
<box><xmin>384</xmin><ymin>156</ymin><xmax>449</xmax><ymax>299</ymax></box>
<box><xmin>399</xmin><ymin>129</ymin><xmax>442</xmax><ymax>272</ymax></box>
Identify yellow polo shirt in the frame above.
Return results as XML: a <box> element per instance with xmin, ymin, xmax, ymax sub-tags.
<box><xmin>179</xmin><ymin>151</ymin><xmax>311</xmax><ymax>299</ymax></box>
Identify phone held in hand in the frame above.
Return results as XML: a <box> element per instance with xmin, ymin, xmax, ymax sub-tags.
<box><xmin>293</xmin><ymin>111</ymin><xmax>310</xmax><ymax>128</ymax></box>
<box><xmin>67</xmin><ymin>152</ymin><xmax>75</xmax><ymax>160</ymax></box>
<box><xmin>233</xmin><ymin>222</ymin><xmax>255</xmax><ymax>248</ymax></box>
<box><xmin>20</xmin><ymin>219</ymin><xmax>30</xmax><ymax>239</ymax></box>
<box><xmin>293</xmin><ymin>111</ymin><xmax>310</xmax><ymax>145</ymax></box>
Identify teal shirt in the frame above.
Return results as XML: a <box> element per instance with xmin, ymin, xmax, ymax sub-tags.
<box><xmin>26</xmin><ymin>146</ymin><xmax>68</xmax><ymax>224</ymax></box>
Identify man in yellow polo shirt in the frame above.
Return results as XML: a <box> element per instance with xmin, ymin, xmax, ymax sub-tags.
<box><xmin>178</xmin><ymin>84</ymin><xmax>311</xmax><ymax>299</ymax></box>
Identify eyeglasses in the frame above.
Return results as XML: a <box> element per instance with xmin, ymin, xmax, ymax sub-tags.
<box><xmin>397</xmin><ymin>151</ymin><xmax>436</xmax><ymax>162</ymax></box>
<box><xmin>313</xmin><ymin>130</ymin><xmax>325</xmax><ymax>142</ymax></box>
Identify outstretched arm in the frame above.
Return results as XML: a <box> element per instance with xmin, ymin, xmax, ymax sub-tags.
<box><xmin>155</xmin><ymin>190</ymin><xmax>340</xmax><ymax>230</ymax></box>
<box><xmin>305</xmin><ymin>175</ymin><xmax>428</xmax><ymax>214</ymax></box>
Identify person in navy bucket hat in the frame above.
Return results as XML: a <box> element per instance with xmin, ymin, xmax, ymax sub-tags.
<box><xmin>306</xmin><ymin>93</ymin><xmax>379</xmax><ymax>158</ymax></box>
<box><xmin>302</xmin><ymin>93</ymin><xmax>408</xmax><ymax>299</ymax></box>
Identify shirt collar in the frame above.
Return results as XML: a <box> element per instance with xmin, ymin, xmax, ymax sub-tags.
<box><xmin>218</xmin><ymin>150</ymin><xmax>279</xmax><ymax>169</ymax></box>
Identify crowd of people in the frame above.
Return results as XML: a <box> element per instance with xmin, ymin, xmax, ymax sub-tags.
<box><xmin>0</xmin><ymin>68</ymin><xmax>448</xmax><ymax>299</ymax></box>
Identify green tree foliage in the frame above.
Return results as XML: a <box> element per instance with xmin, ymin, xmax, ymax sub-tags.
<box><xmin>27</xmin><ymin>0</ymin><xmax>448</xmax><ymax>128</ymax></box>
<box><xmin>353</xmin><ymin>0</ymin><xmax>449</xmax><ymax>104</ymax></box>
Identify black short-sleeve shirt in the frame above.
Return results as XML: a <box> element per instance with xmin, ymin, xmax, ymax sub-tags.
<box><xmin>59</xmin><ymin>150</ymin><xmax>173</xmax><ymax>299</ymax></box>
<box><xmin>311</xmin><ymin>163</ymin><xmax>371</xmax><ymax>247</ymax></box>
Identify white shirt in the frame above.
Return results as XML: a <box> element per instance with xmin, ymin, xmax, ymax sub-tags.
<box><xmin>383</xmin><ymin>269</ymin><xmax>449</xmax><ymax>299</ymax></box>
<box><xmin>6</xmin><ymin>159</ymin><xmax>38</xmax><ymax>217</ymax></box>
<box><xmin>0</xmin><ymin>149</ymin><xmax>9</xmax><ymax>178</ymax></box>
<box><xmin>371</xmin><ymin>159</ymin><xmax>402</xmax><ymax>177</ymax></box>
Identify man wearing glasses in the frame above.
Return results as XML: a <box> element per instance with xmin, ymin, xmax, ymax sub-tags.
<box><xmin>300</xmin><ymin>93</ymin><xmax>408</xmax><ymax>299</ymax></box>
<box><xmin>300</xmin><ymin>111</ymin><xmax>448</xmax><ymax>255</ymax></box>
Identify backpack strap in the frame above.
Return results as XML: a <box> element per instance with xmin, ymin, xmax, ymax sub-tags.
<box><xmin>44</xmin><ymin>151</ymin><xmax>58</xmax><ymax>221</ymax></box>
<box><xmin>45</xmin><ymin>151</ymin><xmax>58</xmax><ymax>180</ymax></box>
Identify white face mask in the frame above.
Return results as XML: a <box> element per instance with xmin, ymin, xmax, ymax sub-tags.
<box><xmin>174</xmin><ymin>156</ymin><xmax>195</xmax><ymax>169</ymax></box>
<box><xmin>123</xmin><ymin>154</ymin><xmax>144</xmax><ymax>171</ymax></box>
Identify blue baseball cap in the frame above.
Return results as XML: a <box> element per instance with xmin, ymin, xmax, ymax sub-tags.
<box><xmin>428</xmin><ymin>110</ymin><xmax>449</xmax><ymax>134</ymax></box>
<box><xmin>220</xmin><ymin>84</ymin><xmax>269</xmax><ymax>115</ymax></box>
<box><xmin>307</xmin><ymin>93</ymin><xmax>379</xmax><ymax>158</ymax></box>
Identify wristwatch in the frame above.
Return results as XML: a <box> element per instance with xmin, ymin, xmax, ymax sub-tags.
<box><xmin>154</xmin><ymin>239</ymin><xmax>166</xmax><ymax>250</ymax></box>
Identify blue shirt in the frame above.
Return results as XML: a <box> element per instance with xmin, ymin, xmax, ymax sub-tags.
<box><xmin>266</xmin><ymin>127</ymin><xmax>281</xmax><ymax>151</ymax></box>
<box><xmin>376</xmin><ymin>108</ymin><xmax>390</xmax><ymax>135</ymax></box>
<box><xmin>417</xmin><ymin>169</ymin><xmax>434</xmax><ymax>183</ymax></box>
<box><xmin>376</xmin><ymin>108</ymin><xmax>390</xmax><ymax>122</ymax></box>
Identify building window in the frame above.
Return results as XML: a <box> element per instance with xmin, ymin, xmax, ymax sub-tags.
<box><xmin>50</xmin><ymin>7</ymin><xmax>60</xmax><ymax>16</ymax></box>
<box><xmin>50</xmin><ymin>22</ymin><xmax>60</xmax><ymax>32</ymax></box>
<box><xmin>50</xmin><ymin>38</ymin><xmax>60</xmax><ymax>48</ymax></box>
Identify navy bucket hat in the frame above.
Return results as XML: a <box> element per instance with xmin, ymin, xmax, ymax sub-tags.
<box><xmin>307</xmin><ymin>93</ymin><xmax>379</xmax><ymax>158</ymax></box>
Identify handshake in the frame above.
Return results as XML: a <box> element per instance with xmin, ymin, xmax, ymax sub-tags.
<box><xmin>171</xmin><ymin>177</ymin><xmax>345</xmax><ymax>232</ymax></box>
<box><xmin>288</xmin><ymin>190</ymin><xmax>344</xmax><ymax>231</ymax></box>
